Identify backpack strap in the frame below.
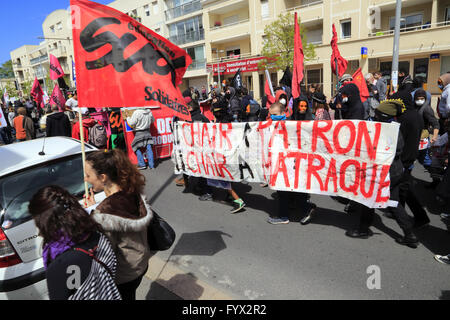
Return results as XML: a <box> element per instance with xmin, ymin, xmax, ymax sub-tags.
<box><xmin>73</xmin><ymin>246</ymin><xmax>114</xmax><ymax>278</ymax></box>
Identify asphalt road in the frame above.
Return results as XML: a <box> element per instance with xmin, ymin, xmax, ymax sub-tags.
<box><xmin>138</xmin><ymin>157</ymin><xmax>450</xmax><ymax>300</ymax></box>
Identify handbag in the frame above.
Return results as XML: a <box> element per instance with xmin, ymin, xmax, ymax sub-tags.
<box><xmin>147</xmin><ymin>209</ymin><xmax>176</xmax><ymax>251</ymax></box>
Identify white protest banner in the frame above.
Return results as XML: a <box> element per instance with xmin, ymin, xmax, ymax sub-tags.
<box><xmin>172</xmin><ymin>120</ymin><xmax>400</xmax><ymax>208</ymax></box>
<box><xmin>0</xmin><ymin>107</ymin><xmax>7</xmax><ymax>128</ymax></box>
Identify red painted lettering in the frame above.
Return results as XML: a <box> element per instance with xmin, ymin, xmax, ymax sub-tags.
<box><xmin>339</xmin><ymin>160</ymin><xmax>361</xmax><ymax>196</ymax></box>
<box><xmin>270</xmin><ymin>152</ymin><xmax>290</xmax><ymax>188</ymax></box>
<box><xmin>312</xmin><ymin>121</ymin><xmax>333</xmax><ymax>153</ymax></box>
<box><xmin>376</xmin><ymin>165</ymin><xmax>391</xmax><ymax>203</ymax></box>
<box><xmin>333</xmin><ymin>120</ymin><xmax>356</xmax><ymax>154</ymax></box>
<box><xmin>360</xmin><ymin>163</ymin><xmax>378</xmax><ymax>198</ymax></box>
<box><xmin>324</xmin><ymin>158</ymin><xmax>338</xmax><ymax>193</ymax></box>
<box><xmin>306</xmin><ymin>154</ymin><xmax>326</xmax><ymax>191</ymax></box>
<box><xmin>355</xmin><ymin>122</ymin><xmax>381</xmax><ymax>160</ymax></box>
<box><xmin>287</xmin><ymin>151</ymin><xmax>307</xmax><ymax>189</ymax></box>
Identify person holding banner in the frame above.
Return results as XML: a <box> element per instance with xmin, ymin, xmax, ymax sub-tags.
<box><xmin>84</xmin><ymin>149</ymin><xmax>152</xmax><ymax>300</ymax></box>
<box><xmin>267</xmin><ymin>102</ymin><xmax>317</xmax><ymax>225</ymax></box>
<box><xmin>346</xmin><ymin>100</ymin><xmax>419</xmax><ymax>247</ymax></box>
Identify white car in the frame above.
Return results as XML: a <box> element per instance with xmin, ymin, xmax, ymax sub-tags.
<box><xmin>0</xmin><ymin>137</ymin><xmax>105</xmax><ymax>300</ymax></box>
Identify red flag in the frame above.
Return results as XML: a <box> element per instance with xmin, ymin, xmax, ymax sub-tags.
<box><xmin>291</xmin><ymin>12</ymin><xmax>304</xmax><ymax>99</ymax></box>
<box><xmin>265</xmin><ymin>78</ymin><xmax>275</xmax><ymax>109</ymax></box>
<box><xmin>49</xmin><ymin>54</ymin><xmax>65</xmax><ymax>80</ymax></box>
<box><xmin>331</xmin><ymin>24</ymin><xmax>348</xmax><ymax>77</ymax></box>
<box><xmin>70</xmin><ymin>0</ymin><xmax>192</xmax><ymax>121</ymax></box>
<box><xmin>351</xmin><ymin>68</ymin><xmax>370</xmax><ymax>103</ymax></box>
<box><xmin>30</xmin><ymin>77</ymin><xmax>44</xmax><ymax>109</ymax></box>
<box><xmin>49</xmin><ymin>84</ymin><xmax>67</xmax><ymax>111</ymax></box>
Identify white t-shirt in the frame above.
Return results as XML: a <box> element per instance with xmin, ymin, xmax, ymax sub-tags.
<box><xmin>66</xmin><ymin>98</ymin><xmax>89</xmax><ymax>115</ymax></box>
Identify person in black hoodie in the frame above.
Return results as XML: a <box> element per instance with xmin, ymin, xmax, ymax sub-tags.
<box><xmin>291</xmin><ymin>95</ymin><xmax>314</xmax><ymax>121</ymax></box>
<box><xmin>390</xmin><ymin>90</ymin><xmax>430</xmax><ymax>228</ymax></box>
<box><xmin>338</xmin><ymin>83</ymin><xmax>365</xmax><ymax>120</ymax></box>
<box><xmin>225</xmin><ymin>87</ymin><xmax>242</xmax><ymax>122</ymax></box>
<box><xmin>346</xmin><ymin>100</ymin><xmax>419</xmax><ymax>248</ymax></box>
<box><xmin>46</xmin><ymin>105</ymin><xmax>72</xmax><ymax>137</ymax></box>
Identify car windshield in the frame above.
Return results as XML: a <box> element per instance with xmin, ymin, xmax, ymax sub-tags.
<box><xmin>0</xmin><ymin>155</ymin><xmax>86</xmax><ymax>229</ymax></box>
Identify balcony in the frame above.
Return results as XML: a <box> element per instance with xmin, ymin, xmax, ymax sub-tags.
<box><xmin>368</xmin><ymin>21</ymin><xmax>449</xmax><ymax>37</ymax></box>
<box><xmin>285</xmin><ymin>0</ymin><xmax>323</xmax><ymax>11</ymax></box>
<box><xmin>30</xmin><ymin>55</ymin><xmax>49</xmax><ymax>66</ymax></box>
<box><xmin>209</xmin><ymin>19</ymin><xmax>250</xmax><ymax>43</ymax></box>
<box><xmin>188</xmin><ymin>59</ymin><xmax>206</xmax><ymax>70</ymax></box>
<box><xmin>165</xmin><ymin>0</ymin><xmax>201</xmax><ymax>21</ymax></box>
<box><xmin>169</xmin><ymin>28</ymin><xmax>204</xmax><ymax>46</ymax></box>
<box><xmin>48</xmin><ymin>46</ymin><xmax>67</xmax><ymax>58</ymax></box>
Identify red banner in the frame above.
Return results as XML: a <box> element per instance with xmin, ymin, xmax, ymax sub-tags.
<box><xmin>207</xmin><ymin>56</ymin><xmax>266</xmax><ymax>76</ymax></box>
<box><xmin>31</xmin><ymin>77</ymin><xmax>44</xmax><ymax>109</ymax></box>
<box><xmin>331</xmin><ymin>24</ymin><xmax>348</xmax><ymax>77</ymax></box>
<box><xmin>351</xmin><ymin>68</ymin><xmax>370</xmax><ymax>103</ymax></box>
<box><xmin>70</xmin><ymin>0</ymin><xmax>192</xmax><ymax>121</ymax></box>
<box><xmin>49</xmin><ymin>84</ymin><xmax>66</xmax><ymax>111</ymax></box>
<box><xmin>49</xmin><ymin>54</ymin><xmax>65</xmax><ymax>80</ymax></box>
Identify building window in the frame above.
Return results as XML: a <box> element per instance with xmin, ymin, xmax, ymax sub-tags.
<box><xmin>445</xmin><ymin>7</ymin><xmax>450</xmax><ymax>24</ymax></box>
<box><xmin>56</xmin><ymin>22</ymin><xmax>63</xmax><ymax>30</ymax></box>
<box><xmin>132</xmin><ymin>9</ymin><xmax>137</xmax><ymax>16</ymax></box>
<box><xmin>389</xmin><ymin>13</ymin><xmax>423</xmax><ymax>31</ymax></box>
<box><xmin>152</xmin><ymin>1</ymin><xmax>159</xmax><ymax>14</ymax></box>
<box><xmin>261</xmin><ymin>0</ymin><xmax>269</xmax><ymax>18</ymax></box>
<box><xmin>155</xmin><ymin>27</ymin><xmax>160</xmax><ymax>33</ymax></box>
<box><xmin>340</xmin><ymin>20</ymin><xmax>351</xmax><ymax>39</ymax></box>
<box><xmin>50</xmin><ymin>25</ymin><xmax>55</xmax><ymax>33</ymax></box>
<box><xmin>144</xmin><ymin>5</ymin><xmax>150</xmax><ymax>16</ymax></box>
<box><xmin>414</xmin><ymin>58</ymin><xmax>429</xmax><ymax>82</ymax></box>
<box><xmin>226</xmin><ymin>48</ymin><xmax>240</xmax><ymax>58</ymax></box>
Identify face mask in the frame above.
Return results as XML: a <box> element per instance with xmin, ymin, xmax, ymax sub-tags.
<box><xmin>342</xmin><ymin>97</ymin><xmax>349</xmax><ymax>103</ymax></box>
<box><xmin>279</xmin><ymin>98</ymin><xmax>287</xmax><ymax>105</ymax></box>
<box><xmin>415</xmin><ymin>100</ymin><xmax>425</xmax><ymax>106</ymax></box>
<box><xmin>271</xmin><ymin>115</ymin><xmax>286</xmax><ymax>121</ymax></box>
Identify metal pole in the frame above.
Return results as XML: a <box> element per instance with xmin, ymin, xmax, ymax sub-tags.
<box><xmin>391</xmin><ymin>0</ymin><xmax>402</xmax><ymax>94</ymax></box>
<box><xmin>217</xmin><ymin>52</ymin><xmax>221</xmax><ymax>89</ymax></box>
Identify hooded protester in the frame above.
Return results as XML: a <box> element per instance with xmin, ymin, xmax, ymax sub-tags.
<box><xmin>226</xmin><ymin>87</ymin><xmax>242</xmax><ymax>122</ymax></box>
<box><xmin>390</xmin><ymin>90</ymin><xmax>430</xmax><ymax>228</ymax></box>
<box><xmin>338</xmin><ymin>83</ymin><xmax>366</xmax><ymax>120</ymax></box>
<box><xmin>397</xmin><ymin>70</ymin><xmax>415</xmax><ymax>94</ymax></box>
<box><xmin>275</xmin><ymin>89</ymin><xmax>293</xmax><ymax>118</ymax></box>
<box><xmin>437</xmin><ymin>72</ymin><xmax>450</xmax><ymax>121</ymax></box>
<box><xmin>291</xmin><ymin>95</ymin><xmax>313</xmax><ymax>120</ymax></box>
<box><xmin>346</xmin><ymin>100</ymin><xmax>419</xmax><ymax>248</ymax></box>
<box><xmin>46</xmin><ymin>105</ymin><xmax>72</xmax><ymax>138</ymax></box>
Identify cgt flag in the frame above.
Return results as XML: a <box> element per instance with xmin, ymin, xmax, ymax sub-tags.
<box><xmin>49</xmin><ymin>54</ymin><xmax>65</xmax><ymax>80</ymax></box>
<box><xmin>49</xmin><ymin>84</ymin><xmax>67</xmax><ymax>111</ymax></box>
<box><xmin>70</xmin><ymin>0</ymin><xmax>192</xmax><ymax>121</ymax></box>
<box><xmin>31</xmin><ymin>77</ymin><xmax>44</xmax><ymax>109</ymax></box>
<box><xmin>351</xmin><ymin>68</ymin><xmax>370</xmax><ymax>103</ymax></box>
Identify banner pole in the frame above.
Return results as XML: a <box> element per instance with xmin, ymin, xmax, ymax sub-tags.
<box><xmin>78</xmin><ymin>109</ymin><xmax>89</xmax><ymax>199</ymax></box>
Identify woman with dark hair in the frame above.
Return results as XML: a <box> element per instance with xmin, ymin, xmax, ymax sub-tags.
<box><xmin>84</xmin><ymin>149</ymin><xmax>153</xmax><ymax>300</ymax></box>
<box><xmin>311</xmin><ymin>92</ymin><xmax>331</xmax><ymax>120</ymax></box>
<box><xmin>28</xmin><ymin>185</ymin><xmax>121</xmax><ymax>300</ymax></box>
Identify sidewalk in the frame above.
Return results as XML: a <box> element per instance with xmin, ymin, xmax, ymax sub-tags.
<box><xmin>137</xmin><ymin>255</ymin><xmax>235</xmax><ymax>300</ymax></box>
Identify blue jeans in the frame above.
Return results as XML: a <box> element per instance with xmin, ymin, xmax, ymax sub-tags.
<box><xmin>136</xmin><ymin>144</ymin><xmax>154</xmax><ymax>169</ymax></box>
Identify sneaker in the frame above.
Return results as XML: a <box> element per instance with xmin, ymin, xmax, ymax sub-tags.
<box><xmin>300</xmin><ymin>204</ymin><xmax>316</xmax><ymax>225</ymax></box>
<box><xmin>440</xmin><ymin>213</ymin><xmax>450</xmax><ymax>222</ymax></box>
<box><xmin>175</xmin><ymin>178</ymin><xmax>185</xmax><ymax>187</ymax></box>
<box><xmin>434</xmin><ymin>254</ymin><xmax>450</xmax><ymax>265</ymax></box>
<box><xmin>345</xmin><ymin>229</ymin><xmax>374</xmax><ymax>239</ymax></box>
<box><xmin>267</xmin><ymin>217</ymin><xmax>290</xmax><ymax>225</ymax></box>
<box><xmin>199</xmin><ymin>193</ymin><xmax>213</xmax><ymax>201</ymax></box>
<box><xmin>230</xmin><ymin>200</ymin><xmax>245</xmax><ymax>214</ymax></box>
<box><xmin>138</xmin><ymin>166</ymin><xmax>147</xmax><ymax>170</ymax></box>
<box><xmin>260</xmin><ymin>183</ymin><xmax>268</xmax><ymax>188</ymax></box>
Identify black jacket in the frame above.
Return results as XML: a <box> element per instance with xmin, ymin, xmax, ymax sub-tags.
<box><xmin>46</xmin><ymin>112</ymin><xmax>72</xmax><ymax>137</ymax></box>
<box><xmin>190</xmin><ymin>108</ymin><xmax>210</xmax><ymax>123</ymax></box>
<box><xmin>339</xmin><ymin>84</ymin><xmax>365</xmax><ymax>120</ymax></box>
<box><xmin>227</xmin><ymin>87</ymin><xmax>242</xmax><ymax>118</ymax></box>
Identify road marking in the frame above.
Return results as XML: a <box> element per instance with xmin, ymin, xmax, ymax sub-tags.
<box><xmin>144</xmin><ymin>255</ymin><xmax>235</xmax><ymax>300</ymax></box>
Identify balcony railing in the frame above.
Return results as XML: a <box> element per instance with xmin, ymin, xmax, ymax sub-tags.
<box><xmin>188</xmin><ymin>59</ymin><xmax>206</xmax><ymax>71</ymax></box>
<box><xmin>210</xmin><ymin>52</ymin><xmax>255</xmax><ymax>64</ymax></box>
<box><xmin>165</xmin><ymin>0</ymin><xmax>201</xmax><ymax>21</ymax></box>
<box><xmin>30</xmin><ymin>55</ymin><xmax>49</xmax><ymax>65</ymax></box>
<box><xmin>368</xmin><ymin>21</ymin><xmax>450</xmax><ymax>37</ymax></box>
<box><xmin>285</xmin><ymin>0</ymin><xmax>323</xmax><ymax>12</ymax></box>
<box><xmin>169</xmin><ymin>28</ymin><xmax>204</xmax><ymax>45</ymax></box>
<box><xmin>210</xmin><ymin>19</ymin><xmax>249</xmax><ymax>31</ymax></box>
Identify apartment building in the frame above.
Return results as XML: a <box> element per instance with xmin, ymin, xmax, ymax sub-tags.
<box><xmin>10</xmin><ymin>0</ymin><xmax>450</xmax><ymax>101</ymax></box>
<box><xmin>202</xmin><ymin>0</ymin><xmax>450</xmax><ymax>100</ymax></box>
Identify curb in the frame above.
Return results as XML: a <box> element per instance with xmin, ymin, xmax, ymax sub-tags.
<box><xmin>144</xmin><ymin>255</ymin><xmax>235</xmax><ymax>300</ymax></box>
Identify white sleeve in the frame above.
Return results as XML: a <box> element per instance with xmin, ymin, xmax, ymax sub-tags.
<box><xmin>127</xmin><ymin>110</ymin><xmax>138</xmax><ymax>127</ymax></box>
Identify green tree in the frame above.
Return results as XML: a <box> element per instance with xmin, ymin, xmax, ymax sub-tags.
<box><xmin>21</xmin><ymin>79</ymin><xmax>33</xmax><ymax>98</ymax></box>
<box><xmin>45</xmin><ymin>75</ymin><xmax>55</xmax><ymax>94</ymax></box>
<box><xmin>259</xmin><ymin>12</ymin><xmax>316</xmax><ymax>71</ymax></box>
<box><xmin>4</xmin><ymin>80</ymin><xmax>19</xmax><ymax>99</ymax></box>
<box><xmin>0</xmin><ymin>60</ymin><xmax>14</xmax><ymax>79</ymax></box>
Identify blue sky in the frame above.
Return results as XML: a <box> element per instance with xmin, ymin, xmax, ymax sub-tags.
<box><xmin>1</xmin><ymin>0</ymin><xmax>111</xmax><ymax>65</ymax></box>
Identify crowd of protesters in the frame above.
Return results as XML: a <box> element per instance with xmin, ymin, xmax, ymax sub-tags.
<box><xmin>175</xmin><ymin>71</ymin><xmax>450</xmax><ymax>265</ymax></box>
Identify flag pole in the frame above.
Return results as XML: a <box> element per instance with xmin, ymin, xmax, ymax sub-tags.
<box><xmin>265</xmin><ymin>69</ymin><xmax>275</xmax><ymax>97</ymax></box>
<box><xmin>78</xmin><ymin>109</ymin><xmax>89</xmax><ymax>199</ymax></box>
